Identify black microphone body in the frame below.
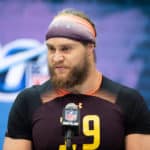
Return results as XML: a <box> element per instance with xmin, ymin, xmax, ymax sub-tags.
<box><xmin>65</xmin><ymin>128</ymin><xmax>73</xmax><ymax>150</ymax></box>
<box><xmin>61</xmin><ymin>103</ymin><xmax>80</xmax><ymax>150</ymax></box>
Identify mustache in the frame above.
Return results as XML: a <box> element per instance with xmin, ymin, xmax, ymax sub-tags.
<box><xmin>51</xmin><ymin>63</ymin><xmax>69</xmax><ymax>68</ymax></box>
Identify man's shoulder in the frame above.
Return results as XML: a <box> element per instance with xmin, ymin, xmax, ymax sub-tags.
<box><xmin>101</xmin><ymin>75</ymin><xmax>144</xmax><ymax>106</ymax></box>
<box><xmin>101</xmin><ymin>76</ymin><xmax>148</xmax><ymax>118</ymax></box>
<box><xmin>14</xmin><ymin>80</ymin><xmax>52</xmax><ymax>106</ymax></box>
<box><xmin>101</xmin><ymin>75</ymin><xmax>139</xmax><ymax>95</ymax></box>
<box><xmin>21</xmin><ymin>79</ymin><xmax>52</xmax><ymax>96</ymax></box>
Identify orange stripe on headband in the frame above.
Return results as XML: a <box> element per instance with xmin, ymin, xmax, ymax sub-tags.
<box><xmin>52</xmin><ymin>14</ymin><xmax>96</xmax><ymax>38</ymax></box>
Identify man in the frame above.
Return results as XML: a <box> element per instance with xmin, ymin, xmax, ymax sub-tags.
<box><xmin>3</xmin><ymin>8</ymin><xmax>150</xmax><ymax>150</ymax></box>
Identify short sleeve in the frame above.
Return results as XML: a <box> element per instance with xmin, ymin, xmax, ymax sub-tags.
<box><xmin>6</xmin><ymin>89</ymin><xmax>34</xmax><ymax>140</ymax></box>
<box><xmin>118</xmin><ymin>88</ymin><xmax>150</xmax><ymax>135</ymax></box>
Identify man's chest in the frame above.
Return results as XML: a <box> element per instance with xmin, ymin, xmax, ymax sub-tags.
<box><xmin>32</xmin><ymin>94</ymin><xmax>125</xmax><ymax>150</ymax></box>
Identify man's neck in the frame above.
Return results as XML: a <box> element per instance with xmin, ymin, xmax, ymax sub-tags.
<box><xmin>65</xmin><ymin>69</ymin><xmax>102</xmax><ymax>95</ymax></box>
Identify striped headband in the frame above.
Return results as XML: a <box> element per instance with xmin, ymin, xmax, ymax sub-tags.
<box><xmin>46</xmin><ymin>14</ymin><xmax>96</xmax><ymax>43</ymax></box>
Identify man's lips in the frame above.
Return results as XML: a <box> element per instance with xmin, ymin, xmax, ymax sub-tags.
<box><xmin>54</xmin><ymin>66</ymin><xmax>68</xmax><ymax>72</ymax></box>
<box><xmin>55</xmin><ymin>66</ymin><xmax>65</xmax><ymax>68</ymax></box>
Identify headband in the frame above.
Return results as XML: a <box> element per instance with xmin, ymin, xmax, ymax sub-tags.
<box><xmin>45</xmin><ymin>15</ymin><xmax>96</xmax><ymax>43</ymax></box>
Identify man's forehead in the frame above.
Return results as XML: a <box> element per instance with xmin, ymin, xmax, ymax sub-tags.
<box><xmin>46</xmin><ymin>37</ymin><xmax>80</xmax><ymax>46</ymax></box>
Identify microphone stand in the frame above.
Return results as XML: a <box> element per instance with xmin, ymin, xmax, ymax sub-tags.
<box><xmin>65</xmin><ymin>128</ymin><xmax>73</xmax><ymax>150</ymax></box>
<box><xmin>62</xmin><ymin>103</ymin><xmax>80</xmax><ymax>150</ymax></box>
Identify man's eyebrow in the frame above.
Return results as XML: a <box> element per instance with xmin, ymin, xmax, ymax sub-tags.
<box><xmin>46</xmin><ymin>43</ymin><xmax>53</xmax><ymax>47</ymax></box>
<box><xmin>45</xmin><ymin>42</ymin><xmax>77</xmax><ymax>49</ymax></box>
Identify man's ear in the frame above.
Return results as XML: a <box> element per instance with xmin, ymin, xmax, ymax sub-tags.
<box><xmin>87</xmin><ymin>43</ymin><xmax>95</xmax><ymax>55</ymax></box>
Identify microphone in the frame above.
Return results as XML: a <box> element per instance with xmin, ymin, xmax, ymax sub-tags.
<box><xmin>61</xmin><ymin>103</ymin><xmax>80</xmax><ymax>150</ymax></box>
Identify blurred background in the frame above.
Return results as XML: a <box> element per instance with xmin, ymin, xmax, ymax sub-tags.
<box><xmin>0</xmin><ymin>0</ymin><xmax>150</xmax><ymax>149</ymax></box>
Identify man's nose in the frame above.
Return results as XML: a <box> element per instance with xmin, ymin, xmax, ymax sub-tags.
<box><xmin>52</xmin><ymin>51</ymin><xmax>64</xmax><ymax>62</ymax></box>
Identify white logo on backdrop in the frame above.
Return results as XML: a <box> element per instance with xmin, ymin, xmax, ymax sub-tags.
<box><xmin>0</xmin><ymin>39</ymin><xmax>49</xmax><ymax>102</ymax></box>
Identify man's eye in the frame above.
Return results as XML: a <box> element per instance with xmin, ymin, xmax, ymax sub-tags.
<box><xmin>61</xmin><ymin>46</ymin><xmax>71</xmax><ymax>51</ymax></box>
<box><xmin>48</xmin><ymin>46</ymin><xmax>55</xmax><ymax>51</ymax></box>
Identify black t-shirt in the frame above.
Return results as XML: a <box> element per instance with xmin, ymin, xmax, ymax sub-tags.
<box><xmin>5</xmin><ymin>76</ymin><xmax>150</xmax><ymax>150</ymax></box>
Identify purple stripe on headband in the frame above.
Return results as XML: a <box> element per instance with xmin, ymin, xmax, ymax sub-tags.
<box><xmin>45</xmin><ymin>18</ymin><xmax>95</xmax><ymax>43</ymax></box>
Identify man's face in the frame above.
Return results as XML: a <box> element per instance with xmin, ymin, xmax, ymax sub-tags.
<box><xmin>46</xmin><ymin>38</ymin><xmax>90</xmax><ymax>89</ymax></box>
